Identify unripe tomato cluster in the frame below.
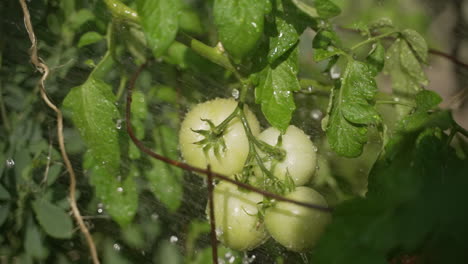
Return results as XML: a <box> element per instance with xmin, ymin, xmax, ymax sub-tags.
<box><xmin>179</xmin><ymin>98</ymin><xmax>331</xmax><ymax>253</ymax></box>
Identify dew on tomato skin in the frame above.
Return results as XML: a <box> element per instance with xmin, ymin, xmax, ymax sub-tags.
<box><xmin>5</xmin><ymin>159</ymin><xmax>15</xmax><ymax>168</ymax></box>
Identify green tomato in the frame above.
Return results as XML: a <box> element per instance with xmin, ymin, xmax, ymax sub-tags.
<box><xmin>264</xmin><ymin>186</ymin><xmax>331</xmax><ymax>252</ymax></box>
<box><xmin>179</xmin><ymin>98</ymin><xmax>260</xmax><ymax>176</ymax></box>
<box><xmin>207</xmin><ymin>181</ymin><xmax>269</xmax><ymax>251</ymax></box>
<box><xmin>256</xmin><ymin>125</ymin><xmax>317</xmax><ymax>186</ymax></box>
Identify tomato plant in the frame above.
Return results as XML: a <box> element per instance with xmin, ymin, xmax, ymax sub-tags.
<box><xmin>1</xmin><ymin>0</ymin><xmax>468</xmax><ymax>263</ymax></box>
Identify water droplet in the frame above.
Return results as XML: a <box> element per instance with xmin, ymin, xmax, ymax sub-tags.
<box><xmin>115</xmin><ymin>119</ymin><xmax>123</xmax><ymax>130</ymax></box>
<box><xmin>170</xmin><ymin>235</ymin><xmax>178</xmax><ymax>243</ymax></box>
<box><xmin>312</xmin><ymin>145</ymin><xmax>318</xmax><ymax>152</ymax></box>
<box><xmin>150</xmin><ymin>213</ymin><xmax>159</xmax><ymax>221</ymax></box>
<box><xmin>215</xmin><ymin>228</ymin><xmax>224</xmax><ymax>237</ymax></box>
<box><xmin>311</xmin><ymin>109</ymin><xmax>322</xmax><ymax>120</ymax></box>
<box><xmin>330</xmin><ymin>65</ymin><xmax>341</xmax><ymax>79</ymax></box>
<box><xmin>5</xmin><ymin>159</ymin><xmax>15</xmax><ymax>168</ymax></box>
<box><xmin>231</xmin><ymin>89</ymin><xmax>239</xmax><ymax>99</ymax></box>
<box><xmin>242</xmin><ymin>253</ymin><xmax>256</xmax><ymax>264</ymax></box>
<box><xmin>113</xmin><ymin>243</ymin><xmax>121</xmax><ymax>251</ymax></box>
<box><xmin>97</xmin><ymin>203</ymin><xmax>104</xmax><ymax>214</ymax></box>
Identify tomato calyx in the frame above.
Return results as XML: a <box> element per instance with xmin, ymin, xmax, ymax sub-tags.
<box><xmin>191</xmin><ymin>118</ymin><xmax>227</xmax><ymax>159</ymax></box>
<box><xmin>191</xmin><ymin>107</ymin><xmax>241</xmax><ymax>160</ymax></box>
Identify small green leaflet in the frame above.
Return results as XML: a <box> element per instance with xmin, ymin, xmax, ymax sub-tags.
<box><xmin>291</xmin><ymin>0</ymin><xmax>340</xmax><ymax>19</ymax></box>
<box><xmin>366</xmin><ymin>41</ymin><xmax>385</xmax><ymax>76</ymax></box>
<box><xmin>325</xmin><ymin>60</ymin><xmax>380</xmax><ymax>158</ymax></box>
<box><xmin>25</xmin><ymin>219</ymin><xmax>49</xmax><ymax>259</ymax></box>
<box><xmin>255</xmin><ymin>48</ymin><xmax>301</xmax><ymax>132</ymax></box>
<box><xmin>214</xmin><ymin>0</ymin><xmax>267</xmax><ymax>60</ymax></box>
<box><xmin>267</xmin><ymin>14</ymin><xmax>299</xmax><ymax>63</ymax></box>
<box><xmin>398</xmin><ymin>90</ymin><xmax>452</xmax><ymax>133</ymax></box>
<box><xmin>384</xmin><ymin>37</ymin><xmax>428</xmax><ymax>97</ymax></box>
<box><xmin>402</xmin><ymin>29</ymin><xmax>428</xmax><ymax>63</ymax></box>
<box><xmin>267</xmin><ymin>0</ymin><xmax>317</xmax><ymax>63</ymax></box>
<box><xmin>32</xmin><ymin>199</ymin><xmax>73</xmax><ymax>239</ymax></box>
<box><xmin>312</xmin><ymin>30</ymin><xmax>342</xmax><ymax>62</ymax></box>
<box><xmin>314</xmin><ymin>0</ymin><xmax>341</xmax><ymax>19</ymax></box>
<box><xmin>78</xmin><ymin>31</ymin><xmax>104</xmax><ymax>48</ymax></box>
<box><xmin>137</xmin><ymin>0</ymin><xmax>180</xmax><ymax>58</ymax></box>
<box><xmin>63</xmin><ymin>78</ymin><xmax>138</xmax><ymax>226</ymax></box>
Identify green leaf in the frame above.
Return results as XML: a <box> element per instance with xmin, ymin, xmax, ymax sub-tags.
<box><xmin>154</xmin><ymin>241</ymin><xmax>182</xmax><ymax>264</ymax></box>
<box><xmin>402</xmin><ymin>29</ymin><xmax>428</xmax><ymax>63</ymax></box>
<box><xmin>137</xmin><ymin>0</ymin><xmax>180</xmax><ymax>58</ymax></box>
<box><xmin>398</xmin><ymin>90</ymin><xmax>452</xmax><ymax>133</ymax></box>
<box><xmin>326</xmin><ymin>60</ymin><xmax>380</xmax><ymax>157</ymax></box>
<box><xmin>213</xmin><ymin>0</ymin><xmax>266</xmax><ymax>60</ymax></box>
<box><xmin>312</xmin><ymin>30</ymin><xmax>342</xmax><ymax>62</ymax></box>
<box><xmin>384</xmin><ymin>39</ymin><xmax>422</xmax><ymax>97</ymax></box>
<box><xmin>179</xmin><ymin>8</ymin><xmax>204</xmax><ymax>35</ymax></box>
<box><xmin>69</xmin><ymin>9</ymin><xmax>95</xmax><ymax>30</ymax></box>
<box><xmin>314</xmin><ymin>127</ymin><xmax>468</xmax><ymax>264</ymax></box>
<box><xmin>341</xmin><ymin>62</ymin><xmax>380</xmax><ymax>124</ymax></box>
<box><xmin>399</xmin><ymin>41</ymin><xmax>428</xmax><ymax>86</ymax></box>
<box><xmin>415</xmin><ymin>90</ymin><xmax>442</xmax><ymax>111</ymax></box>
<box><xmin>25</xmin><ymin>219</ymin><xmax>49</xmax><ymax>259</ymax></box>
<box><xmin>63</xmin><ymin>78</ymin><xmax>137</xmax><ymax>226</ymax></box>
<box><xmin>85</xmin><ymin>154</ymin><xmax>138</xmax><ymax>226</ymax></box>
<box><xmin>78</xmin><ymin>31</ymin><xmax>104</xmax><ymax>48</ymax></box>
<box><xmin>267</xmin><ymin>15</ymin><xmax>299</xmax><ymax>63</ymax></box>
<box><xmin>0</xmin><ymin>202</ymin><xmax>10</xmax><ymax>227</ymax></box>
<box><xmin>291</xmin><ymin>0</ymin><xmax>319</xmax><ymax>18</ymax></box>
<box><xmin>0</xmin><ymin>184</ymin><xmax>10</xmax><ymax>200</ymax></box>
<box><xmin>268</xmin><ymin>0</ymin><xmax>317</xmax><ymax>62</ymax></box>
<box><xmin>315</xmin><ymin>0</ymin><xmax>341</xmax><ymax>19</ymax></box>
<box><xmin>255</xmin><ymin>48</ymin><xmax>301</xmax><ymax>131</ymax></box>
<box><xmin>145</xmin><ymin>125</ymin><xmax>183</xmax><ymax>212</ymax></box>
<box><xmin>32</xmin><ymin>199</ymin><xmax>73</xmax><ymax>239</ymax></box>
<box><xmin>366</xmin><ymin>41</ymin><xmax>385</xmax><ymax>76</ymax></box>
<box><xmin>63</xmin><ymin>78</ymin><xmax>120</xmax><ymax>172</ymax></box>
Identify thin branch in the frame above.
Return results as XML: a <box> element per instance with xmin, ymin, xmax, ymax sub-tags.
<box><xmin>206</xmin><ymin>166</ymin><xmax>219</xmax><ymax>264</ymax></box>
<box><xmin>126</xmin><ymin>62</ymin><xmax>333</xmax><ymax>213</ymax></box>
<box><xmin>429</xmin><ymin>48</ymin><xmax>468</xmax><ymax>69</ymax></box>
<box><xmin>17</xmin><ymin>1</ymin><xmax>100</xmax><ymax>263</ymax></box>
